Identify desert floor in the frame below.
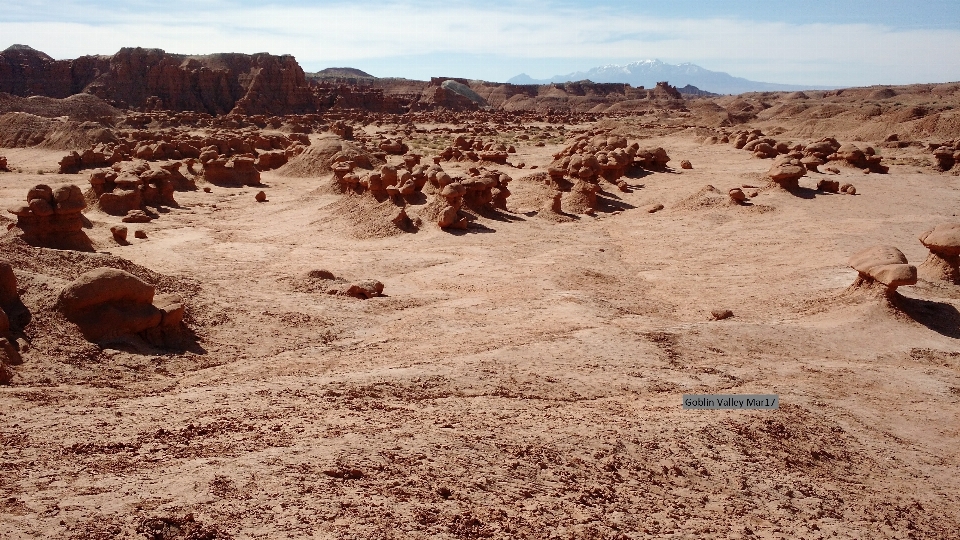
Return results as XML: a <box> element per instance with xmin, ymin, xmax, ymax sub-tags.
<box><xmin>2</xmin><ymin>127</ymin><xmax>959</xmax><ymax>539</ymax></box>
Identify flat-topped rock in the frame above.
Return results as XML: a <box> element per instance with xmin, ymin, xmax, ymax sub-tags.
<box><xmin>849</xmin><ymin>245</ymin><xmax>917</xmax><ymax>288</ymax></box>
<box><xmin>919</xmin><ymin>223</ymin><xmax>960</xmax><ymax>256</ymax></box>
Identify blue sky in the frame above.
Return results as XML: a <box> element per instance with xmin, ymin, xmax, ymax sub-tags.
<box><xmin>2</xmin><ymin>0</ymin><xmax>959</xmax><ymax>86</ymax></box>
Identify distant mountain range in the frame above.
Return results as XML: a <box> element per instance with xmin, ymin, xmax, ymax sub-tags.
<box><xmin>508</xmin><ymin>60</ymin><xmax>837</xmax><ymax>95</ymax></box>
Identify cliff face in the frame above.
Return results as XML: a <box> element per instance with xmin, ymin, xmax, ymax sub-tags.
<box><xmin>0</xmin><ymin>45</ymin><xmax>317</xmax><ymax>115</ymax></box>
<box><xmin>0</xmin><ymin>45</ymin><xmax>686</xmax><ymax>116</ymax></box>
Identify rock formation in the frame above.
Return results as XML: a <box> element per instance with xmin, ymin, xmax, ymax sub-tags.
<box><xmin>766</xmin><ymin>157</ymin><xmax>807</xmax><ymax>190</ymax></box>
<box><xmin>0</xmin><ymin>45</ymin><xmax>317</xmax><ymax>116</ymax></box>
<box><xmin>847</xmin><ymin>245</ymin><xmax>917</xmax><ymax>297</ymax></box>
<box><xmin>89</xmin><ymin>161</ymin><xmax>180</xmax><ymax>218</ymax></box>
<box><xmin>828</xmin><ymin>143</ymin><xmax>888</xmax><ymax>173</ymax></box>
<box><xmin>931</xmin><ymin>140</ymin><xmax>960</xmax><ymax>171</ymax></box>
<box><xmin>917</xmin><ymin>223</ymin><xmax>960</xmax><ymax>283</ymax></box>
<box><xmin>6</xmin><ymin>184</ymin><xmax>91</xmax><ymax>251</ymax></box>
<box><xmin>57</xmin><ymin>267</ymin><xmax>185</xmax><ymax>344</ymax></box>
<box><xmin>201</xmin><ymin>155</ymin><xmax>261</xmax><ymax>186</ymax></box>
<box><xmin>302</xmin><ymin>269</ymin><xmax>385</xmax><ymax>299</ymax></box>
<box><xmin>438</xmin><ymin>135</ymin><xmax>513</xmax><ymax>164</ymax></box>
<box><xmin>436</xmin><ymin>183</ymin><xmax>469</xmax><ymax>229</ymax></box>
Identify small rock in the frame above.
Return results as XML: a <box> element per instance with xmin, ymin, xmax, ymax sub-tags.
<box><xmin>122</xmin><ymin>210</ymin><xmax>152</xmax><ymax>223</ymax></box>
<box><xmin>255</xmin><ymin>191</ymin><xmax>267</xmax><ymax>202</ymax></box>
<box><xmin>826</xmin><ymin>167</ymin><xmax>840</xmax><ymax>174</ymax></box>
<box><xmin>203</xmin><ymin>187</ymin><xmax>212</xmax><ymax>193</ymax></box>
<box><xmin>711</xmin><ymin>309</ymin><xmax>734</xmax><ymax>320</ymax></box>
<box><xmin>845</xmin><ymin>185</ymin><xmax>857</xmax><ymax>195</ymax></box>
<box><xmin>110</xmin><ymin>225</ymin><xmax>128</xmax><ymax>242</ymax></box>
<box><xmin>729</xmin><ymin>188</ymin><xmax>746</xmax><ymax>203</ymax></box>
<box><xmin>617</xmin><ymin>180</ymin><xmax>630</xmax><ymax>192</ymax></box>
<box><xmin>345</xmin><ymin>280</ymin><xmax>384</xmax><ymax>299</ymax></box>
<box><xmin>134</xmin><ymin>230</ymin><xmax>147</xmax><ymax>239</ymax></box>
<box><xmin>817</xmin><ymin>179</ymin><xmax>840</xmax><ymax>192</ymax></box>
<box><xmin>680</xmin><ymin>160</ymin><xmax>693</xmax><ymax>169</ymax></box>
<box><xmin>645</xmin><ymin>203</ymin><xmax>664</xmax><ymax>213</ymax></box>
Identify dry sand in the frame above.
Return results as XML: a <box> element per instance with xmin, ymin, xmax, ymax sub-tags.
<box><xmin>1</xmin><ymin>110</ymin><xmax>960</xmax><ymax>540</ymax></box>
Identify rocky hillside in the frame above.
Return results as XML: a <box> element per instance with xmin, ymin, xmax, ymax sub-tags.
<box><xmin>0</xmin><ymin>45</ymin><xmax>316</xmax><ymax>116</ymax></box>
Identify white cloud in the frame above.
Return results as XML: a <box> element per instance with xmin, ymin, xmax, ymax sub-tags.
<box><xmin>2</xmin><ymin>1</ymin><xmax>959</xmax><ymax>85</ymax></box>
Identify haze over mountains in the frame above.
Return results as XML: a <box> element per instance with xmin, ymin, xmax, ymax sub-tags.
<box><xmin>509</xmin><ymin>60</ymin><xmax>838</xmax><ymax>95</ymax></box>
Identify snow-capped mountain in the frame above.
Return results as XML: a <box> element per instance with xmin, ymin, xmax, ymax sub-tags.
<box><xmin>508</xmin><ymin>60</ymin><xmax>835</xmax><ymax>95</ymax></box>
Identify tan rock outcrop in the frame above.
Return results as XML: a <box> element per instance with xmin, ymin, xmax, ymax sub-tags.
<box><xmin>918</xmin><ymin>223</ymin><xmax>960</xmax><ymax>283</ymax></box>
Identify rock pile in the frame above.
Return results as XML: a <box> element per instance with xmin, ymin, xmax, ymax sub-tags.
<box><xmin>302</xmin><ymin>270</ymin><xmax>384</xmax><ymax>299</ymax></box>
<box><xmin>848</xmin><ymin>245</ymin><xmax>917</xmax><ymax>296</ymax></box>
<box><xmin>58</xmin><ymin>143</ymin><xmax>124</xmax><ymax>173</ymax></box>
<box><xmin>828</xmin><ymin>142</ymin><xmax>888</xmax><ymax>173</ymax></box>
<box><xmin>732</xmin><ymin>132</ymin><xmax>888</xmax><ymax>173</ymax></box>
<box><xmin>438</xmin><ymin>135</ymin><xmax>515</xmax><ymax>164</ymax></box>
<box><xmin>89</xmin><ymin>161</ymin><xmax>187</xmax><ymax>219</ymax></box>
<box><xmin>58</xmin><ymin>129</ymin><xmax>309</xmax><ymax>174</ymax></box>
<box><xmin>550</xmin><ymin>133</ymin><xmax>669</xmax><ymax>181</ymax></box>
<box><xmin>200</xmin><ymin>154</ymin><xmax>261</xmax><ymax>186</ymax></box>
<box><xmin>57</xmin><ymin>267</ymin><xmax>185</xmax><ymax>345</ymax></box>
<box><xmin>6</xmin><ymin>184</ymin><xmax>91</xmax><ymax>250</ymax></box>
<box><xmin>918</xmin><ymin>223</ymin><xmax>960</xmax><ymax>283</ymax></box>
<box><xmin>816</xmin><ymin>179</ymin><xmax>857</xmax><ymax>194</ymax></box>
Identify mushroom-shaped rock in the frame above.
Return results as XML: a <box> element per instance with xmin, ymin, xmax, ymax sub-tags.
<box><xmin>848</xmin><ymin>245</ymin><xmax>917</xmax><ymax>294</ymax></box>
<box><xmin>766</xmin><ymin>158</ymin><xmax>806</xmax><ymax>190</ymax></box>
<box><xmin>801</xmin><ymin>155</ymin><xmax>823</xmax><ymax>172</ymax></box>
<box><xmin>57</xmin><ymin>268</ymin><xmax>163</xmax><ymax>342</ymax></box>
<box><xmin>918</xmin><ymin>223</ymin><xmax>960</xmax><ymax>283</ymax></box>
<box><xmin>437</xmin><ymin>183</ymin><xmax>468</xmax><ymax>229</ymax></box>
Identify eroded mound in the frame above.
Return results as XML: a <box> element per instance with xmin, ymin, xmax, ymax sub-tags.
<box><xmin>0</xmin><ymin>112</ymin><xmax>117</xmax><ymax>150</ymax></box>
<box><xmin>277</xmin><ymin>134</ymin><xmax>383</xmax><ymax>178</ymax></box>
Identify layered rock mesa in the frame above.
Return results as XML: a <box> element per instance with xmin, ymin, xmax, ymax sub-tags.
<box><xmin>0</xmin><ymin>44</ymin><xmax>316</xmax><ymax>115</ymax></box>
<box><xmin>1</xmin><ymin>44</ymin><xmax>687</xmax><ymax>115</ymax></box>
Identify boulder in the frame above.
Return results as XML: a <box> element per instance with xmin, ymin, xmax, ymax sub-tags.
<box><xmin>110</xmin><ymin>225</ymin><xmax>128</xmax><ymax>242</ymax></box>
<box><xmin>817</xmin><ymin>179</ymin><xmax>840</xmax><ymax>192</ymax></box>
<box><xmin>57</xmin><ymin>268</ymin><xmax>164</xmax><ymax>342</ymax></box>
